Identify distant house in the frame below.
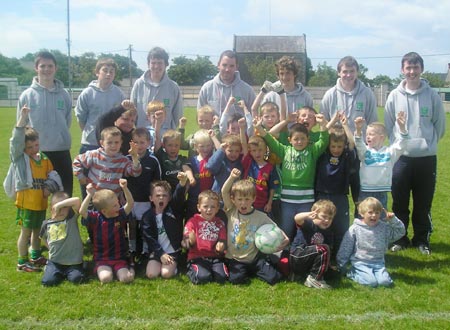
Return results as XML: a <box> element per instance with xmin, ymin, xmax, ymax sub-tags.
<box><xmin>233</xmin><ymin>35</ymin><xmax>307</xmax><ymax>85</ymax></box>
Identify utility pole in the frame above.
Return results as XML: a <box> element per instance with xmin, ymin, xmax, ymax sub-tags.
<box><xmin>66</xmin><ymin>0</ymin><xmax>72</xmax><ymax>97</ymax></box>
<box><xmin>128</xmin><ymin>44</ymin><xmax>133</xmax><ymax>90</ymax></box>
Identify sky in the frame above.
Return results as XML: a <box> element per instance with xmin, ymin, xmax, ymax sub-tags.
<box><xmin>1</xmin><ymin>0</ymin><xmax>450</xmax><ymax>80</ymax></box>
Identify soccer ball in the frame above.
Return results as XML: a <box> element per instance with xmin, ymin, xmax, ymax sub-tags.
<box><xmin>255</xmin><ymin>223</ymin><xmax>284</xmax><ymax>254</ymax></box>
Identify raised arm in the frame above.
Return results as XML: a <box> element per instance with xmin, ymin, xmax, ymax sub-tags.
<box><xmin>79</xmin><ymin>183</ymin><xmax>96</xmax><ymax>219</ymax></box>
<box><xmin>120</xmin><ymin>178</ymin><xmax>134</xmax><ymax>215</ymax></box>
<box><xmin>221</xmin><ymin>168</ymin><xmax>241</xmax><ymax>211</ymax></box>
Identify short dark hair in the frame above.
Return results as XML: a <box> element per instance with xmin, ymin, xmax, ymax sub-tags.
<box><xmin>401</xmin><ymin>52</ymin><xmax>424</xmax><ymax>70</ymax></box>
<box><xmin>34</xmin><ymin>51</ymin><xmax>57</xmax><ymax>68</ymax></box>
<box><xmin>289</xmin><ymin>123</ymin><xmax>309</xmax><ymax>138</ymax></box>
<box><xmin>275</xmin><ymin>56</ymin><xmax>299</xmax><ymax>79</ymax></box>
<box><xmin>337</xmin><ymin>56</ymin><xmax>359</xmax><ymax>72</ymax></box>
<box><xmin>147</xmin><ymin>47</ymin><xmax>169</xmax><ymax>66</ymax></box>
<box><xmin>218</xmin><ymin>50</ymin><xmax>238</xmax><ymax>66</ymax></box>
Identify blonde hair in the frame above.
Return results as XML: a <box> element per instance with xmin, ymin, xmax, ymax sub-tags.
<box><xmin>221</xmin><ymin>134</ymin><xmax>242</xmax><ymax>149</ymax></box>
<box><xmin>92</xmin><ymin>189</ymin><xmax>116</xmax><ymax>211</ymax></box>
<box><xmin>50</xmin><ymin>191</ymin><xmax>69</xmax><ymax>207</ymax></box>
<box><xmin>197</xmin><ymin>105</ymin><xmax>214</xmax><ymax>117</ymax></box>
<box><xmin>358</xmin><ymin>197</ymin><xmax>383</xmax><ymax>215</ymax></box>
<box><xmin>312</xmin><ymin>200</ymin><xmax>337</xmax><ymax>219</ymax></box>
<box><xmin>146</xmin><ymin>100</ymin><xmax>165</xmax><ymax>115</ymax></box>
<box><xmin>260</xmin><ymin>101</ymin><xmax>280</xmax><ymax>116</ymax></box>
<box><xmin>231</xmin><ymin>179</ymin><xmax>256</xmax><ymax>199</ymax></box>
<box><xmin>367</xmin><ymin>122</ymin><xmax>386</xmax><ymax>136</ymax></box>
<box><xmin>100</xmin><ymin>126</ymin><xmax>122</xmax><ymax>141</ymax></box>
<box><xmin>192</xmin><ymin>129</ymin><xmax>212</xmax><ymax>145</ymax></box>
<box><xmin>162</xmin><ymin>129</ymin><xmax>181</xmax><ymax>145</ymax></box>
<box><xmin>198</xmin><ymin>190</ymin><xmax>220</xmax><ymax>206</ymax></box>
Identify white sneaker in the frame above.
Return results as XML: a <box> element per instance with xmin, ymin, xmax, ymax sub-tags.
<box><xmin>304</xmin><ymin>275</ymin><xmax>332</xmax><ymax>289</ymax></box>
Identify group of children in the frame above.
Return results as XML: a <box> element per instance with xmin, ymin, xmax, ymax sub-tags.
<box><xmin>9</xmin><ymin>54</ymin><xmax>422</xmax><ymax>291</ymax></box>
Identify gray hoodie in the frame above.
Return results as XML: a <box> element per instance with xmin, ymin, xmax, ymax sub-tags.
<box><xmin>131</xmin><ymin>70</ymin><xmax>183</xmax><ymax>130</ymax></box>
<box><xmin>75</xmin><ymin>80</ymin><xmax>125</xmax><ymax>146</ymax></box>
<box><xmin>197</xmin><ymin>71</ymin><xmax>256</xmax><ymax>117</ymax></box>
<box><xmin>320</xmin><ymin>79</ymin><xmax>377</xmax><ymax>134</ymax></box>
<box><xmin>264</xmin><ymin>82</ymin><xmax>313</xmax><ymax>114</ymax></box>
<box><xmin>17</xmin><ymin>77</ymin><xmax>72</xmax><ymax>151</ymax></box>
<box><xmin>337</xmin><ymin>216</ymin><xmax>405</xmax><ymax>268</ymax></box>
<box><xmin>384</xmin><ymin>79</ymin><xmax>445</xmax><ymax>157</ymax></box>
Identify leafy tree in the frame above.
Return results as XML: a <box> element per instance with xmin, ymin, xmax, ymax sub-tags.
<box><xmin>242</xmin><ymin>56</ymin><xmax>277</xmax><ymax>86</ymax></box>
<box><xmin>167</xmin><ymin>56</ymin><xmax>216</xmax><ymax>85</ymax></box>
<box><xmin>358</xmin><ymin>63</ymin><xmax>372</xmax><ymax>86</ymax></box>
<box><xmin>422</xmin><ymin>72</ymin><xmax>446</xmax><ymax>88</ymax></box>
<box><xmin>372</xmin><ymin>74</ymin><xmax>394</xmax><ymax>88</ymax></box>
<box><xmin>308</xmin><ymin>62</ymin><xmax>337</xmax><ymax>87</ymax></box>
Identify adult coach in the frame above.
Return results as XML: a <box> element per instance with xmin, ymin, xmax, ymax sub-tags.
<box><xmin>385</xmin><ymin>52</ymin><xmax>445</xmax><ymax>255</ymax></box>
<box><xmin>131</xmin><ymin>47</ymin><xmax>183</xmax><ymax>133</ymax></box>
<box><xmin>197</xmin><ymin>50</ymin><xmax>256</xmax><ymax>118</ymax></box>
<box><xmin>17</xmin><ymin>51</ymin><xmax>73</xmax><ymax>196</ymax></box>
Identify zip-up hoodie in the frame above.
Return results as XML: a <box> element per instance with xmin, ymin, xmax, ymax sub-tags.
<box><xmin>197</xmin><ymin>71</ymin><xmax>256</xmax><ymax>117</ymax></box>
<box><xmin>320</xmin><ymin>79</ymin><xmax>377</xmax><ymax>135</ymax></box>
<box><xmin>384</xmin><ymin>78</ymin><xmax>445</xmax><ymax>157</ymax></box>
<box><xmin>264</xmin><ymin>82</ymin><xmax>313</xmax><ymax>114</ymax></box>
<box><xmin>131</xmin><ymin>70</ymin><xmax>183</xmax><ymax>131</ymax></box>
<box><xmin>75</xmin><ymin>80</ymin><xmax>125</xmax><ymax>146</ymax></box>
<box><xmin>17</xmin><ymin>77</ymin><xmax>72</xmax><ymax>151</ymax></box>
<box><xmin>337</xmin><ymin>217</ymin><xmax>405</xmax><ymax>268</ymax></box>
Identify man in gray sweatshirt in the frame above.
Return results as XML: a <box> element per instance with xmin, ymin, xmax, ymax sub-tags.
<box><xmin>385</xmin><ymin>52</ymin><xmax>446</xmax><ymax>255</ymax></box>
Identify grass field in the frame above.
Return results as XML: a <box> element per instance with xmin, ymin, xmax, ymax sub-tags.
<box><xmin>0</xmin><ymin>106</ymin><xmax>449</xmax><ymax>329</ymax></box>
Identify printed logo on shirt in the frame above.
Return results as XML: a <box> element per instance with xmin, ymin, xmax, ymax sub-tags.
<box><xmin>356</xmin><ymin>102</ymin><xmax>364</xmax><ymax>111</ymax></box>
<box><xmin>57</xmin><ymin>99</ymin><xmax>65</xmax><ymax>110</ymax></box>
<box><xmin>234</xmin><ymin>96</ymin><xmax>242</xmax><ymax>102</ymax></box>
<box><xmin>47</xmin><ymin>221</ymin><xmax>68</xmax><ymax>243</ymax></box>
<box><xmin>420</xmin><ymin>107</ymin><xmax>429</xmax><ymax>117</ymax></box>
<box><xmin>163</xmin><ymin>98</ymin><xmax>170</xmax><ymax>106</ymax></box>
<box><xmin>296</xmin><ymin>103</ymin><xmax>304</xmax><ymax>110</ymax></box>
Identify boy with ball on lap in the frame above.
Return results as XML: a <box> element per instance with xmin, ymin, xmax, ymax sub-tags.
<box><xmin>222</xmin><ymin>168</ymin><xmax>289</xmax><ymax>285</ymax></box>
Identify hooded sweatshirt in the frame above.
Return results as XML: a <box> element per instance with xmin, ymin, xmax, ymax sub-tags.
<box><xmin>263</xmin><ymin>82</ymin><xmax>313</xmax><ymax>114</ymax></box>
<box><xmin>75</xmin><ymin>80</ymin><xmax>125</xmax><ymax>146</ymax></box>
<box><xmin>131</xmin><ymin>70</ymin><xmax>183</xmax><ymax>131</ymax></box>
<box><xmin>17</xmin><ymin>77</ymin><xmax>72</xmax><ymax>151</ymax></box>
<box><xmin>197</xmin><ymin>71</ymin><xmax>256</xmax><ymax>118</ymax></box>
<box><xmin>320</xmin><ymin>79</ymin><xmax>377</xmax><ymax>135</ymax></box>
<box><xmin>384</xmin><ymin>79</ymin><xmax>445</xmax><ymax>157</ymax></box>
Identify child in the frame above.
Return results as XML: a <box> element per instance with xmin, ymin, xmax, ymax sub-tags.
<box><xmin>40</xmin><ymin>192</ymin><xmax>84</xmax><ymax>286</ymax></box>
<box><xmin>80</xmin><ymin>179</ymin><xmax>135</xmax><ymax>284</ymax></box>
<box><xmin>182</xmin><ymin>190</ymin><xmax>228</xmax><ymax>284</ymax></box>
<box><xmin>240</xmin><ymin>125</ymin><xmax>280</xmax><ymax>216</ymax></box>
<box><xmin>315</xmin><ymin>112</ymin><xmax>357</xmax><ymax>254</ymax></box>
<box><xmin>154</xmin><ymin>112</ymin><xmax>195</xmax><ymax>192</ymax></box>
<box><xmin>354</xmin><ymin>112</ymin><xmax>408</xmax><ymax>210</ymax></box>
<box><xmin>74</xmin><ymin>126</ymin><xmax>142</xmax><ymax>195</ymax></box>
<box><xmin>141</xmin><ymin>173</ymin><xmax>188</xmax><ymax>279</ymax></box>
<box><xmin>126</xmin><ymin>127</ymin><xmax>162</xmax><ymax>262</ymax></box>
<box><xmin>17</xmin><ymin>51</ymin><xmax>73</xmax><ymax>196</ymax></box>
<box><xmin>75</xmin><ymin>58</ymin><xmax>125</xmax><ymax>152</ymax></box>
<box><xmin>220</xmin><ymin>97</ymin><xmax>253</xmax><ymax>137</ymax></box>
<box><xmin>145</xmin><ymin>100</ymin><xmax>166</xmax><ymax>150</ymax></box>
<box><xmin>12</xmin><ymin>106</ymin><xmax>61</xmax><ymax>272</ymax></box>
<box><xmin>290</xmin><ymin>200</ymin><xmax>336</xmax><ymax>289</ymax></box>
<box><xmin>206</xmin><ymin>134</ymin><xmax>243</xmax><ymax>197</ymax></box>
<box><xmin>185</xmin><ymin>129</ymin><xmax>216</xmax><ymax>220</ymax></box>
<box><xmin>254</xmin><ymin>115</ymin><xmax>329</xmax><ymax>241</ymax></box>
<box><xmin>179</xmin><ymin>105</ymin><xmax>220</xmax><ymax>158</ymax></box>
<box><xmin>337</xmin><ymin>197</ymin><xmax>406</xmax><ymax>287</ymax></box>
<box><xmin>222</xmin><ymin>169</ymin><xmax>289</xmax><ymax>285</ymax></box>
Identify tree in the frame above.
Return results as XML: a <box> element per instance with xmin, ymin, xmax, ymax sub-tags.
<box><xmin>422</xmin><ymin>72</ymin><xmax>446</xmax><ymax>88</ymax></box>
<box><xmin>358</xmin><ymin>64</ymin><xmax>372</xmax><ymax>86</ymax></box>
<box><xmin>308</xmin><ymin>62</ymin><xmax>337</xmax><ymax>87</ymax></box>
<box><xmin>372</xmin><ymin>74</ymin><xmax>394</xmax><ymax>88</ymax></box>
<box><xmin>243</xmin><ymin>56</ymin><xmax>278</xmax><ymax>86</ymax></box>
<box><xmin>167</xmin><ymin>56</ymin><xmax>216</xmax><ymax>85</ymax></box>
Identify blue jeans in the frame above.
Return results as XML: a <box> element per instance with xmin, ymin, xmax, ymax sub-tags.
<box><xmin>42</xmin><ymin>260</ymin><xmax>85</xmax><ymax>286</ymax></box>
<box><xmin>280</xmin><ymin>201</ymin><xmax>313</xmax><ymax>242</ymax></box>
<box><xmin>347</xmin><ymin>261</ymin><xmax>393</xmax><ymax>287</ymax></box>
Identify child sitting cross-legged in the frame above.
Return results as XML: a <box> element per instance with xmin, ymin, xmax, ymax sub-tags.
<box><xmin>182</xmin><ymin>190</ymin><xmax>228</xmax><ymax>285</ymax></box>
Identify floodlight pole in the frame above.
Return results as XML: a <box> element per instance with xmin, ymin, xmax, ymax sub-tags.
<box><xmin>66</xmin><ymin>0</ymin><xmax>72</xmax><ymax>97</ymax></box>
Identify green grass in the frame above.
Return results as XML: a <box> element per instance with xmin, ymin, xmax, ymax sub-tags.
<box><xmin>0</xmin><ymin>107</ymin><xmax>449</xmax><ymax>329</ymax></box>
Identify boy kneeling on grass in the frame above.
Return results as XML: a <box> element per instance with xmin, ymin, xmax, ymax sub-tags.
<box><xmin>79</xmin><ymin>179</ymin><xmax>135</xmax><ymax>284</ymax></box>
